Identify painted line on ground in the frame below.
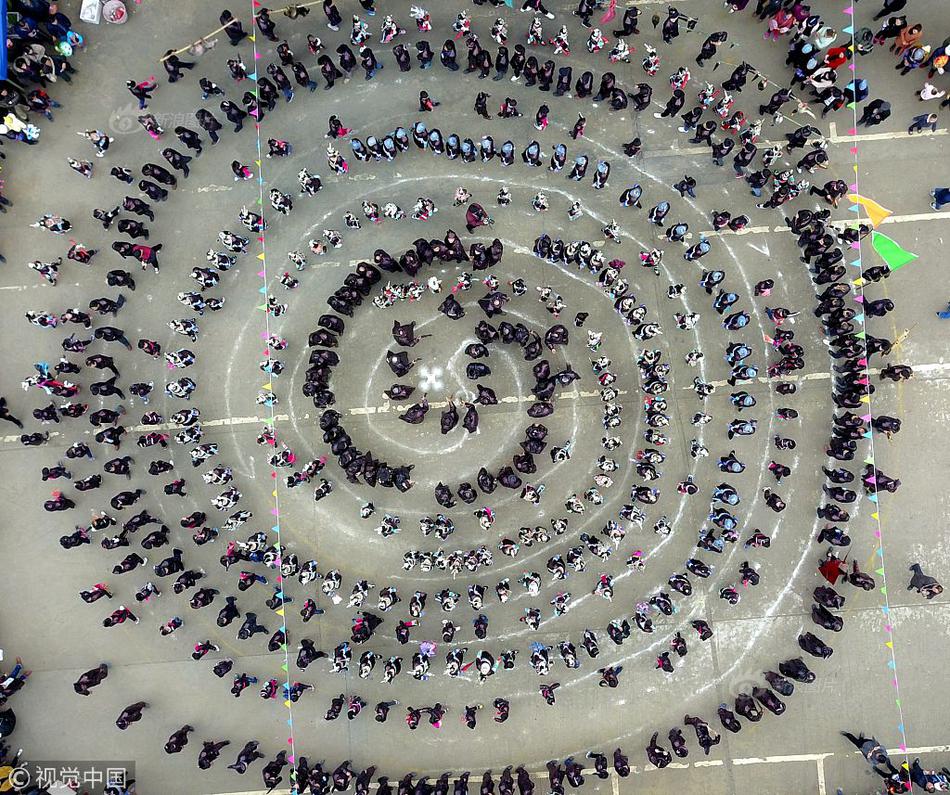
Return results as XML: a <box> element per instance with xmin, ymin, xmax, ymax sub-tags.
<box><xmin>649</xmin><ymin>126</ymin><xmax>948</xmax><ymax>160</ymax></box>
<box><xmin>0</xmin><ymin>389</ymin><xmax>623</xmax><ymax>444</ymax></box>
<box><xmin>828</xmin><ymin>121</ymin><xmax>949</xmax><ymax>144</ymax></box>
<box><xmin>690</xmin><ymin>361</ymin><xmax>950</xmax><ymax>391</ymax></box>
<box><xmin>704</xmin><ymin>210</ymin><xmax>948</xmax><ymax>239</ymax></box>
<box><xmin>349</xmin><ymin>388</ymin><xmax>628</xmax><ymax>416</ymax></box>
<box><xmin>5</xmin><ymin>362</ymin><xmax>950</xmax><ymax>446</ymax></box>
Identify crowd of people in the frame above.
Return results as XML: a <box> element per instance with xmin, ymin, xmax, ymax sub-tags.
<box><xmin>2</xmin><ymin>0</ymin><xmax>83</xmax><ymax>148</ymax></box>
<box><xmin>1</xmin><ymin>0</ymin><xmax>945</xmax><ymax>792</ymax></box>
<box><xmin>1</xmin><ymin>0</ymin><xmax>89</xmax><ymax>265</ymax></box>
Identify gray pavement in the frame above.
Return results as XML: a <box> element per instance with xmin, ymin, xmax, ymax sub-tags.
<box><xmin>0</xmin><ymin>1</ymin><xmax>949</xmax><ymax>794</ymax></box>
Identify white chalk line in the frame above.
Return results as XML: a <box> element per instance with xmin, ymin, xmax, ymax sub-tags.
<box><xmin>648</xmin><ymin>126</ymin><xmax>949</xmax><ymax>161</ymax></box>
<box><xmin>5</xmin><ymin>361</ymin><xmax>950</xmax><ymax>446</ymax></box>
<box><xmin>0</xmin><ymin>388</ymin><xmax>620</xmax><ymax>445</ymax></box>
<box><xmin>828</xmin><ymin>121</ymin><xmax>949</xmax><ymax>145</ymax></box>
<box><xmin>703</xmin><ymin>210</ymin><xmax>949</xmax><ymax>239</ymax></box>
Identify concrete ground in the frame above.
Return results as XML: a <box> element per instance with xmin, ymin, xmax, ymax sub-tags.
<box><xmin>0</xmin><ymin>1</ymin><xmax>948</xmax><ymax>794</ymax></box>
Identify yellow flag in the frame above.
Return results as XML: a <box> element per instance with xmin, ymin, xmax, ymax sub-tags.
<box><xmin>847</xmin><ymin>194</ymin><xmax>893</xmax><ymax>228</ymax></box>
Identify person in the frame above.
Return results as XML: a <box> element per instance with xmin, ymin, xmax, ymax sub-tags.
<box><xmin>919</xmin><ymin>81</ymin><xmax>946</xmax><ymax>102</ymax></box>
<box><xmin>890</xmin><ymin>22</ymin><xmax>922</xmax><ymax>57</ymax></box>
<box><xmin>857</xmin><ymin>98</ymin><xmax>891</xmax><ymax>127</ymax></box>
<box><xmin>841</xmin><ymin>731</ymin><xmax>898</xmax><ymax>773</ymax></box>
<box><xmin>933</xmin><ymin>187</ymin><xmax>950</xmax><ymax>210</ymax></box>
<box><xmin>73</xmin><ymin>663</ymin><xmax>108</xmax><ymax>695</ymax></box>
<box><xmin>126</xmin><ymin>78</ymin><xmax>157</xmax><ymax>109</ymax></box>
<box><xmin>873</xmin><ymin>0</ymin><xmax>907</xmax><ymax>20</ymax></box>
<box><xmin>0</xmin><ymin>397</ymin><xmax>24</xmax><ymax>429</ymax></box>
<box><xmin>162</xmin><ymin>49</ymin><xmax>195</xmax><ymax>82</ymax></box>
<box><xmin>163</xmin><ymin>725</ymin><xmax>194</xmax><ymax>754</ymax></box>
<box><xmin>521</xmin><ymin>0</ymin><xmax>555</xmax><ymax>21</ymax></box>
<box><xmin>908</xmin><ymin>563</ymin><xmax>943</xmax><ymax>598</ymax></box>
<box><xmin>256</xmin><ymin>7</ymin><xmax>279</xmax><ymax>41</ymax></box>
<box><xmin>115</xmin><ymin>701</ymin><xmax>148</xmax><ymax>729</ymax></box>
<box><xmin>897</xmin><ymin>44</ymin><xmax>931</xmax><ymax>76</ymax></box>
<box><xmin>196</xmin><ymin>109</ymin><xmax>222</xmax><ymax>144</ymax></box>
<box><xmin>907</xmin><ymin>112</ymin><xmax>938</xmax><ymax>134</ymax></box>
<box><xmin>220</xmin><ymin>9</ymin><xmax>248</xmax><ymax>45</ymax></box>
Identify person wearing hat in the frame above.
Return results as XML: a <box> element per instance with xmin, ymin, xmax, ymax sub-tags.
<box><xmin>925</xmin><ymin>44</ymin><xmax>948</xmax><ymax>78</ymax></box>
<box><xmin>896</xmin><ymin>44</ymin><xmax>930</xmax><ymax>75</ymax></box>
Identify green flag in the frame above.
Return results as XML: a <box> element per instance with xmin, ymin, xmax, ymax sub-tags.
<box><xmin>871</xmin><ymin>231</ymin><xmax>918</xmax><ymax>271</ymax></box>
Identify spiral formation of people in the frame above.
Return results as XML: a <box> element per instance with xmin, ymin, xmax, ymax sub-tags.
<box><xmin>1</xmin><ymin>0</ymin><xmax>948</xmax><ymax>793</ymax></box>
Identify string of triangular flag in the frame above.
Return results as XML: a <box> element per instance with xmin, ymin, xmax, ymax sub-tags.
<box><xmin>842</xmin><ymin>6</ymin><xmax>908</xmax><ymax>755</ymax></box>
<box><xmin>246</xmin><ymin>2</ymin><xmax>300</xmax><ymax>780</ymax></box>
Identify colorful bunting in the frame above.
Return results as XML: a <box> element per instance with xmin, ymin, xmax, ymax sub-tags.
<box><xmin>245</xmin><ymin>0</ymin><xmax>297</xmax><ymax>765</ymax></box>
<box><xmin>871</xmin><ymin>230</ymin><xmax>918</xmax><ymax>271</ymax></box>
<box><xmin>848</xmin><ymin>194</ymin><xmax>893</xmax><ymax>227</ymax></box>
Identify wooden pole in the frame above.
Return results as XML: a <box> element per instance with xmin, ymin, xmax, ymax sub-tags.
<box><xmin>160</xmin><ymin>1</ymin><xmax>324</xmax><ymax>61</ymax></box>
